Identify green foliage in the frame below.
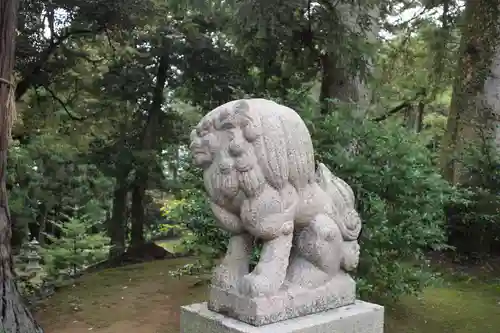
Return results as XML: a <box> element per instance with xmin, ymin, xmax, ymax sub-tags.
<box><xmin>420</xmin><ymin>113</ymin><xmax>448</xmax><ymax>154</ymax></box>
<box><xmin>162</xmin><ymin>192</ymin><xmax>228</xmax><ymax>269</ymax></box>
<box><xmin>307</xmin><ymin>102</ymin><xmax>465</xmax><ymax>300</ymax></box>
<box><xmin>445</xmin><ymin>140</ymin><xmax>500</xmax><ymax>257</ymax></box>
<box><xmin>43</xmin><ymin>215</ymin><xmax>110</xmax><ymax>283</ymax></box>
<box><xmin>8</xmin><ymin>133</ymin><xmax>113</xmax><ymax>247</ymax></box>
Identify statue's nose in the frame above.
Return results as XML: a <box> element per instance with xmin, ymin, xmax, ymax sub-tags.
<box><xmin>189</xmin><ymin>137</ymin><xmax>203</xmax><ymax>151</ymax></box>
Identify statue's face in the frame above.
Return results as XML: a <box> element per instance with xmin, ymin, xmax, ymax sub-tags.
<box><xmin>190</xmin><ymin>105</ymin><xmax>250</xmax><ymax>171</ymax></box>
<box><xmin>189</xmin><ymin>119</ymin><xmax>218</xmax><ymax>169</ymax></box>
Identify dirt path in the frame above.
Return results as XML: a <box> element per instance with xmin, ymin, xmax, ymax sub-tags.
<box><xmin>34</xmin><ymin>259</ymin><xmax>206</xmax><ymax>333</ymax></box>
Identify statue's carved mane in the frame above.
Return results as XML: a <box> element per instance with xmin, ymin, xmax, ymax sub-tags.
<box><xmin>195</xmin><ymin>99</ymin><xmax>316</xmax><ymax>195</ymax></box>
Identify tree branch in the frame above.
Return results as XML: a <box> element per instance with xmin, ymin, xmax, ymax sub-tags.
<box><xmin>372</xmin><ymin>88</ymin><xmax>426</xmax><ymax>122</ymax></box>
<box><xmin>43</xmin><ymin>86</ymin><xmax>85</xmax><ymax>121</ymax></box>
<box><xmin>16</xmin><ymin>27</ymin><xmax>105</xmax><ymax>101</ymax></box>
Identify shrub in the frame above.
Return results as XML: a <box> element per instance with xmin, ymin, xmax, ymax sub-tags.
<box><xmin>446</xmin><ymin>139</ymin><xmax>500</xmax><ymax>258</ymax></box>
<box><xmin>162</xmin><ymin>192</ymin><xmax>228</xmax><ymax>275</ymax></box>
<box><xmin>308</xmin><ymin>103</ymin><xmax>464</xmax><ymax>300</ymax></box>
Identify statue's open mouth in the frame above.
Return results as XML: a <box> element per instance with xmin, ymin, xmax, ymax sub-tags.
<box><xmin>192</xmin><ymin>149</ymin><xmax>205</xmax><ymax>154</ymax></box>
<box><xmin>190</xmin><ymin>146</ymin><xmax>206</xmax><ymax>155</ymax></box>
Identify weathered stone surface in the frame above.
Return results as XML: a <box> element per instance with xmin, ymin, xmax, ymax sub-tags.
<box><xmin>208</xmin><ymin>273</ymin><xmax>355</xmax><ymax>326</ymax></box>
<box><xmin>180</xmin><ymin>300</ymin><xmax>384</xmax><ymax>333</ymax></box>
<box><xmin>189</xmin><ymin>98</ymin><xmax>363</xmax><ymax>324</ymax></box>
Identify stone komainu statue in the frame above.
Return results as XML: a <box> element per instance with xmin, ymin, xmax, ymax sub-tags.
<box><xmin>189</xmin><ymin>98</ymin><xmax>362</xmax><ymax>326</ymax></box>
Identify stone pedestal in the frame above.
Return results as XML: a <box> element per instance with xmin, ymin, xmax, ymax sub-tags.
<box><xmin>208</xmin><ymin>273</ymin><xmax>356</xmax><ymax>326</ymax></box>
<box><xmin>180</xmin><ymin>300</ymin><xmax>384</xmax><ymax>333</ymax></box>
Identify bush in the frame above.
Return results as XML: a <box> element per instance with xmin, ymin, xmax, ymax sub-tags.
<box><xmin>168</xmin><ymin>99</ymin><xmax>464</xmax><ymax>300</ymax></box>
<box><xmin>308</xmin><ymin>103</ymin><xmax>464</xmax><ymax>300</ymax></box>
<box><xmin>446</xmin><ymin>139</ymin><xmax>500</xmax><ymax>258</ymax></box>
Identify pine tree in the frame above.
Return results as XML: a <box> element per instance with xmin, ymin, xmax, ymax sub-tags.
<box><xmin>44</xmin><ymin>216</ymin><xmax>109</xmax><ymax>282</ymax></box>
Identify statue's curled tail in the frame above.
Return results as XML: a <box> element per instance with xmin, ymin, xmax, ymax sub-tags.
<box><xmin>316</xmin><ymin>163</ymin><xmax>361</xmax><ymax>242</ymax></box>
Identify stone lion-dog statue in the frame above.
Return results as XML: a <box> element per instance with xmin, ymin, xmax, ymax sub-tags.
<box><xmin>189</xmin><ymin>98</ymin><xmax>362</xmax><ymax>326</ymax></box>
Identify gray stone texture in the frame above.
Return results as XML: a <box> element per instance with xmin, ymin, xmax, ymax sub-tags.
<box><xmin>208</xmin><ymin>273</ymin><xmax>356</xmax><ymax>326</ymax></box>
<box><xmin>189</xmin><ymin>99</ymin><xmax>364</xmax><ymax>325</ymax></box>
<box><xmin>180</xmin><ymin>301</ymin><xmax>384</xmax><ymax>333</ymax></box>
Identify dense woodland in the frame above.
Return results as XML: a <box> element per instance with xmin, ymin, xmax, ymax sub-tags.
<box><xmin>1</xmin><ymin>0</ymin><xmax>500</xmax><ymax>332</ymax></box>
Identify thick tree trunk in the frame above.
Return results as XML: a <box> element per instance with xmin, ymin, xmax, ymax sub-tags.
<box><xmin>130</xmin><ymin>178</ymin><xmax>146</xmax><ymax>248</ymax></box>
<box><xmin>0</xmin><ymin>0</ymin><xmax>44</xmax><ymax>332</ymax></box>
<box><xmin>108</xmin><ymin>176</ymin><xmax>128</xmax><ymax>259</ymax></box>
<box><xmin>319</xmin><ymin>53</ymin><xmax>362</xmax><ymax>113</ymax></box>
<box><xmin>129</xmin><ymin>54</ymin><xmax>169</xmax><ymax>248</ymax></box>
<box><xmin>318</xmin><ymin>2</ymin><xmax>378</xmax><ymax>115</ymax></box>
<box><xmin>440</xmin><ymin>0</ymin><xmax>500</xmax><ymax>184</ymax></box>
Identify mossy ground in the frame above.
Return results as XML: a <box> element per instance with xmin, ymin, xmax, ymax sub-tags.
<box><xmin>35</xmin><ymin>245</ymin><xmax>500</xmax><ymax>333</ymax></box>
<box><xmin>386</xmin><ymin>279</ymin><xmax>500</xmax><ymax>333</ymax></box>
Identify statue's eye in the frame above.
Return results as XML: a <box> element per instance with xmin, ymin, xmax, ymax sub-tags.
<box><xmin>220</xmin><ymin>122</ymin><xmax>234</xmax><ymax>130</ymax></box>
<box><xmin>196</xmin><ymin>127</ymin><xmax>208</xmax><ymax>137</ymax></box>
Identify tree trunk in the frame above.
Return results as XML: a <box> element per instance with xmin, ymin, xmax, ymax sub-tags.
<box><xmin>319</xmin><ymin>53</ymin><xmax>361</xmax><ymax>114</ymax></box>
<box><xmin>415</xmin><ymin>101</ymin><xmax>425</xmax><ymax>133</ymax></box>
<box><xmin>108</xmin><ymin>175</ymin><xmax>129</xmax><ymax>259</ymax></box>
<box><xmin>403</xmin><ymin>102</ymin><xmax>425</xmax><ymax>133</ymax></box>
<box><xmin>129</xmin><ymin>53</ymin><xmax>169</xmax><ymax>248</ymax></box>
<box><xmin>37</xmin><ymin>204</ymin><xmax>47</xmax><ymax>246</ymax></box>
<box><xmin>130</xmin><ymin>179</ymin><xmax>146</xmax><ymax>248</ymax></box>
<box><xmin>318</xmin><ymin>2</ymin><xmax>378</xmax><ymax>115</ymax></box>
<box><xmin>173</xmin><ymin>146</ymin><xmax>179</xmax><ymax>183</ymax></box>
<box><xmin>0</xmin><ymin>0</ymin><xmax>44</xmax><ymax>332</ymax></box>
<box><xmin>440</xmin><ymin>0</ymin><xmax>500</xmax><ymax>184</ymax></box>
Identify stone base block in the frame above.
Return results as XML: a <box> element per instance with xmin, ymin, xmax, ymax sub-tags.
<box><xmin>208</xmin><ymin>273</ymin><xmax>356</xmax><ymax>326</ymax></box>
<box><xmin>180</xmin><ymin>300</ymin><xmax>384</xmax><ymax>333</ymax></box>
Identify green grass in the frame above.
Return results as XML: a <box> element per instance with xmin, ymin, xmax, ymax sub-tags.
<box><xmin>386</xmin><ymin>275</ymin><xmax>500</xmax><ymax>333</ymax></box>
<box><xmin>34</xmin><ymin>257</ymin><xmax>500</xmax><ymax>333</ymax></box>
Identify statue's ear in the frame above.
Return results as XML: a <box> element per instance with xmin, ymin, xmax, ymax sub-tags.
<box><xmin>234</xmin><ymin>100</ymin><xmax>261</xmax><ymax>142</ymax></box>
<box><xmin>234</xmin><ymin>100</ymin><xmax>250</xmax><ymax>114</ymax></box>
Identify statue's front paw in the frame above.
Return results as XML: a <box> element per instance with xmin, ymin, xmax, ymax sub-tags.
<box><xmin>238</xmin><ymin>273</ymin><xmax>274</xmax><ymax>297</ymax></box>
